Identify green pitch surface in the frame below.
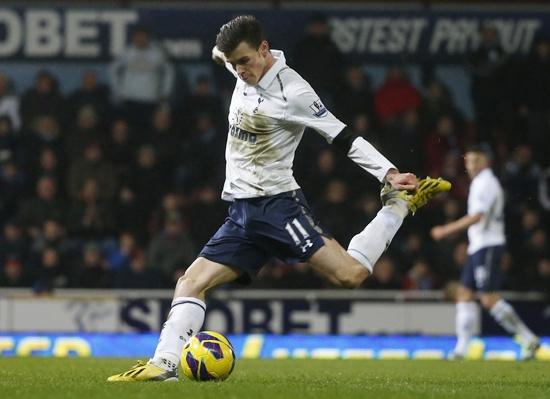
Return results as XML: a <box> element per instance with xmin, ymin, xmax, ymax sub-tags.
<box><xmin>1</xmin><ymin>358</ymin><xmax>549</xmax><ymax>399</ymax></box>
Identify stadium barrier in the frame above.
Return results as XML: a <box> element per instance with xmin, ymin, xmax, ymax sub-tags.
<box><xmin>1</xmin><ymin>333</ymin><xmax>549</xmax><ymax>361</ymax></box>
<box><xmin>1</xmin><ymin>288</ymin><xmax>548</xmax><ymax>335</ymax></box>
<box><xmin>1</xmin><ymin>289</ymin><xmax>548</xmax><ymax>360</ymax></box>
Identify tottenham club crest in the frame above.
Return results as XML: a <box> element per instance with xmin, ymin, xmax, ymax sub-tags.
<box><xmin>309</xmin><ymin>99</ymin><xmax>328</xmax><ymax>118</ymax></box>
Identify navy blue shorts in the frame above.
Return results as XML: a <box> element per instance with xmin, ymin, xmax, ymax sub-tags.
<box><xmin>461</xmin><ymin>245</ymin><xmax>505</xmax><ymax>292</ymax></box>
<box><xmin>199</xmin><ymin>189</ymin><xmax>327</xmax><ymax>284</ymax></box>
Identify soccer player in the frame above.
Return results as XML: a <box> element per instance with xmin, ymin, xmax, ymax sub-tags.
<box><xmin>108</xmin><ymin>15</ymin><xmax>450</xmax><ymax>381</ymax></box>
<box><xmin>430</xmin><ymin>144</ymin><xmax>540</xmax><ymax>360</ymax></box>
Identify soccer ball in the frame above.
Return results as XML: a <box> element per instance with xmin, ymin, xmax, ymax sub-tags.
<box><xmin>180</xmin><ymin>330</ymin><xmax>236</xmax><ymax>381</ymax></box>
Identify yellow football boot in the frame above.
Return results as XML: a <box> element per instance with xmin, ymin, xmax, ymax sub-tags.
<box><xmin>407</xmin><ymin>177</ymin><xmax>452</xmax><ymax>214</ymax></box>
<box><xmin>107</xmin><ymin>360</ymin><xmax>178</xmax><ymax>382</ymax></box>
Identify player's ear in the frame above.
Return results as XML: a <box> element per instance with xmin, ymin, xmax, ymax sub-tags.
<box><xmin>259</xmin><ymin>40</ymin><xmax>269</xmax><ymax>56</ymax></box>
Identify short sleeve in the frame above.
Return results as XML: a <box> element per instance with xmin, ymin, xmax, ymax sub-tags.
<box><xmin>468</xmin><ymin>180</ymin><xmax>497</xmax><ymax>215</ymax></box>
<box><xmin>284</xmin><ymin>80</ymin><xmax>346</xmax><ymax>142</ymax></box>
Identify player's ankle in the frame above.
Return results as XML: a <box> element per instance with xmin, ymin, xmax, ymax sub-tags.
<box><xmin>385</xmin><ymin>199</ymin><xmax>408</xmax><ymax>219</ymax></box>
<box><xmin>151</xmin><ymin>356</ymin><xmax>179</xmax><ymax>371</ymax></box>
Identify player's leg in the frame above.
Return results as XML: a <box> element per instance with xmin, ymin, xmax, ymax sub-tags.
<box><xmin>307</xmin><ymin>236</ymin><xmax>370</xmax><ymax>288</ymax></box>
<box><xmin>347</xmin><ymin>177</ymin><xmax>451</xmax><ymax>271</ymax></box>
<box><xmin>108</xmin><ymin>258</ymin><xmax>241</xmax><ymax>382</ymax></box>
<box><xmin>480</xmin><ymin>292</ymin><xmax>540</xmax><ymax>359</ymax></box>
<box><xmin>151</xmin><ymin>258</ymin><xmax>242</xmax><ymax>370</ymax></box>
<box><xmin>453</xmin><ymin>285</ymin><xmax>477</xmax><ymax>359</ymax></box>
<box><xmin>109</xmin><ymin>206</ymin><xmax>268</xmax><ymax>382</ymax></box>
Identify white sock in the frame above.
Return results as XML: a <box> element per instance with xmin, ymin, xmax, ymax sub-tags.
<box><xmin>152</xmin><ymin>296</ymin><xmax>206</xmax><ymax>370</ymax></box>
<box><xmin>489</xmin><ymin>299</ymin><xmax>537</xmax><ymax>343</ymax></box>
<box><xmin>347</xmin><ymin>202</ymin><xmax>406</xmax><ymax>273</ymax></box>
<box><xmin>454</xmin><ymin>301</ymin><xmax>477</xmax><ymax>356</ymax></box>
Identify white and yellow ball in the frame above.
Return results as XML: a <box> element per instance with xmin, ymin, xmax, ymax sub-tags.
<box><xmin>181</xmin><ymin>331</ymin><xmax>235</xmax><ymax>381</ymax></box>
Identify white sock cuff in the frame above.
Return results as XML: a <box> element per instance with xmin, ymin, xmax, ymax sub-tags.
<box><xmin>171</xmin><ymin>296</ymin><xmax>206</xmax><ymax>311</ymax></box>
<box><xmin>347</xmin><ymin>249</ymin><xmax>374</xmax><ymax>273</ymax></box>
<box><xmin>457</xmin><ymin>301</ymin><xmax>477</xmax><ymax>313</ymax></box>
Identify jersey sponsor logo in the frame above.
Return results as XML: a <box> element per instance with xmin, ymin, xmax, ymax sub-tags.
<box><xmin>309</xmin><ymin>99</ymin><xmax>328</xmax><ymax>117</ymax></box>
<box><xmin>229</xmin><ymin>124</ymin><xmax>257</xmax><ymax>144</ymax></box>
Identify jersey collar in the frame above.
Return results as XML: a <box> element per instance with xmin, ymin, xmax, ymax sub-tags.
<box><xmin>256</xmin><ymin>49</ymin><xmax>286</xmax><ymax>90</ymax></box>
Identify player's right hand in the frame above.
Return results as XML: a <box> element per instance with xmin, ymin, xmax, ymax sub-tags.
<box><xmin>212</xmin><ymin>46</ymin><xmax>226</xmax><ymax>66</ymax></box>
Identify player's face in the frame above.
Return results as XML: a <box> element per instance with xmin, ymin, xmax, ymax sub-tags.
<box><xmin>464</xmin><ymin>152</ymin><xmax>488</xmax><ymax>179</ymax></box>
<box><xmin>226</xmin><ymin>41</ymin><xmax>271</xmax><ymax>85</ymax></box>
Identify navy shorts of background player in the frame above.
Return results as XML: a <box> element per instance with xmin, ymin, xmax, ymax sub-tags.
<box><xmin>461</xmin><ymin>245</ymin><xmax>505</xmax><ymax>292</ymax></box>
<box><xmin>199</xmin><ymin>189</ymin><xmax>328</xmax><ymax>284</ymax></box>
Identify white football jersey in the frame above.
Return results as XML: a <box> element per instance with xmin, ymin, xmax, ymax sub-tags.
<box><xmin>467</xmin><ymin>168</ymin><xmax>506</xmax><ymax>254</ymax></box>
<box><xmin>221</xmin><ymin>50</ymin><xmax>347</xmax><ymax>201</ymax></box>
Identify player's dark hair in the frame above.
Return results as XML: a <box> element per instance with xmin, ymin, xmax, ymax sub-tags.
<box><xmin>216</xmin><ymin>15</ymin><xmax>265</xmax><ymax>54</ymax></box>
<box><xmin>466</xmin><ymin>142</ymin><xmax>494</xmax><ymax>160</ymax></box>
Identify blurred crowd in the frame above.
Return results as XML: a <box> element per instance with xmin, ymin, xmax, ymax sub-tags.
<box><xmin>0</xmin><ymin>22</ymin><xmax>548</xmax><ymax>295</ymax></box>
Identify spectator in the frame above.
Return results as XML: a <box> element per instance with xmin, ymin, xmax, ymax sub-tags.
<box><xmin>375</xmin><ymin>67</ymin><xmax>421</xmax><ymax>124</ymax></box>
<box><xmin>65</xmin><ymin>105</ymin><xmax>102</xmax><ymax>161</ymax></box>
<box><xmin>149</xmin><ymin>106</ymin><xmax>180</xmax><ymax>180</ymax></box>
<box><xmin>187</xmin><ymin>185</ymin><xmax>227</xmax><ymax>247</ymax></box>
<box><xmin>147</xmin><ymin>211</ymin><xmax>196</xmax><ymax>286</ymax></box>
<box><xmin>113</xmin><ymin>249</ymin><xmax>162</xmax><ymax>289</ymax></box>
<box><xmin>0</xmin><ymin>221</ymin><xmax>29</xmax><ymax>265</ymax></box>
<box><xmin>20</xmin><ymin>70</ymin><xmax>64</xmax><ymax>128</ymax></box>
<box><xmin>23</xmin><ymin>115</ymin><xmax>64</xmax><ymax>166</ymax></box>
<box><xmin>362</xmin><ymin>255</ymin><xmax>401</xmax><ymax>290</ymax></box>
<box><xmin>116</xmin><ymin>183</ymin><xmax>151</xmax><ymax>244</ymax></box>
<box><xmin>67</xmin><ymin>69</ymin><xmax>111</xmax><ymax>128</ymax></box>
<box><xmin>29</xmin><ymin>147</ymin><xmax>64</xmax><ymax>192</ymax></box>
<box><xmin>181</xmin><ymin>75</ymin><xmax>224</xmax><ymax>129</ymax></box>
<box><xmin>424</xmin><ymin>115</ymin><xmax>463</xmax><ymax>178</ymax></box>
<box><xmin>334</xmin><ymin>65</ymin><xmax>376</xmax><ymax>125</ymax></box>
<box><xmin>468</xmin><ymin>24</ymin><xmax>507</xmax><ymax>142</ymax></box>
<box><xmin>67</xmin><ymin>141</ymin><xmax>118</xmax><ymax>200</ymax></box>
<box><xmin>419</xmin><ymin>80</ymin><xmax>461</xmax><ymax>132</ymax></box>
<box><xmin>503</xmin><ymin>145</ymin><xmax>540</xmax><ymax>212</ymax></box>
<box><xmin>66</xmin><ymin>178</ymin><xmax>116</xmax><ymax>240</ymax></box>
<box><xmin>106</xmin><ymin>231</ymin><xmax>137</xmax><ymax>271</ymax></box>
<box><xmin>539</xmin><ymin>166</ymin><xmax>550</xmax><ymax>212</ymax></box>
<box><xmin>534</xmin><ymin>257</ymin><xmax>550</xmax><ymax>295</ymax></box>
<box><xmin>402</xmin><ymin>258</ymin><xmax>437</xmax><ymax>290</ymax></box>
<box><xmin>0</xmin><ymin>256</ymin><xmax>29</xmax><ymax>287</ymax></box>
<box><xmin>109</xmin><ymin>25</ymin><xmax>174</xmax><ymax>132</ymax></box>
<box><xmin>314</xmin><ymin>179</ymin><xmax>361</xmax><ymax>244</ymax></box>
<box><xmin>383</xmin><ymin>109</ymin><xmax>423</xmax><ymax>174</ymax></box>
<box><xmin>515</xmin><ymin>37</ymin><xmax>550</xmax><ymax>165</ymax></box>
<box><xmin>292</xmin><ymin>14</ymin><xmax>344</xmax><ymax>104</ymax></box>
<box><xmin>177</xmin><ymin>113</ymin><xmax>224</xmax><ymax>191</ymax></box>
<box><xmin>31</xmin><ymin>218</ymin><xmax>72</xmax><ymax>258</ymax></box>
<box><xmin>17</xmin><ymin>175</ymin><xmax>65</xmax><ymax>238</ymax></box>
<box><xmin>0</xmin><ymin>157</ymin><xmax>26</xmax><ymax>224</ymax></box>
<box><xmin>0</xmin><ymin>116</ymin><xmax>20</xmax><ymax>160</ymax></box>
<box><xmin>105</xmin><ymin>118</ymin><xmax>136</xmax><ymax>178</ymax></box>
<box><xmin>126</xmin><ymin>144</ymin><xmax>164</xmax><ymax>215</ymax></box>
<box><xmin>31</xmin><ymin>246</ymin><xmax>68</xmax><ymax>292</ymax></box>
<box><xmin>0</xmin><ymin>73</ymin><xmax>20</xmax><ymax>131</ymax></box>
<box><xmin>71</xmin><ymin>242</ymin><xmax>110</xmax><ymax>288</ymax></box>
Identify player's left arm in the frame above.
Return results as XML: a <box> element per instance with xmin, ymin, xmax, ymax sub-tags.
<box><xmin>431</xmin><ymin>213</ymin><xmax>483</xmax><ymax>241</ymax></box>
<box><xmin>285</xmin><ymin>81</ymin><xmax>417</xmax><ymax>191</ymax></box>
<box><xmin>333</xmin><ymin>127</ymin><xmax>417</xmax><ymax>191</ymax></box>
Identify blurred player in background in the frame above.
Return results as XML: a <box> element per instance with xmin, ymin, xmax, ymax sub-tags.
<box><xmin>108</xmin><ymin>15</ymin><xmax>450</xmax><ymax>381</ymax></box>
<box><xmin>431</xmin><ymin>144</ymin><xmax>540</xmax><ymax>360</ymax></box>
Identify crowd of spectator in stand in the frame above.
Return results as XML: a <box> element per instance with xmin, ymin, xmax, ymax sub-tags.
<box><xmin>0</xmin><ymin>22</ymin><xmax>548</xmax><ymax>296</ymax></box>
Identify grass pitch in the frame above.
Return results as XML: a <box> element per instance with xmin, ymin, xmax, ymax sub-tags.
<box><xmin>0</xmin><ymin>358</ymin><xmax>549</xmax><ymax>399</ymax></box>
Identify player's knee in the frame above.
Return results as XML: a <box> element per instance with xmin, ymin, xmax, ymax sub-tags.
<box><xmin>335</xmin><ymin>266</ymin><xmax>367</xmax><ymax>289</ymax></box>
<box><xmin>479</xmin><ymin>294</ymin><xmax>498</xmax><ymax>310</ymax></box>
<box><xmin>176</xmin><ymin>273</ymin><xmax>205</xmax><ymax>297</ymax></box>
